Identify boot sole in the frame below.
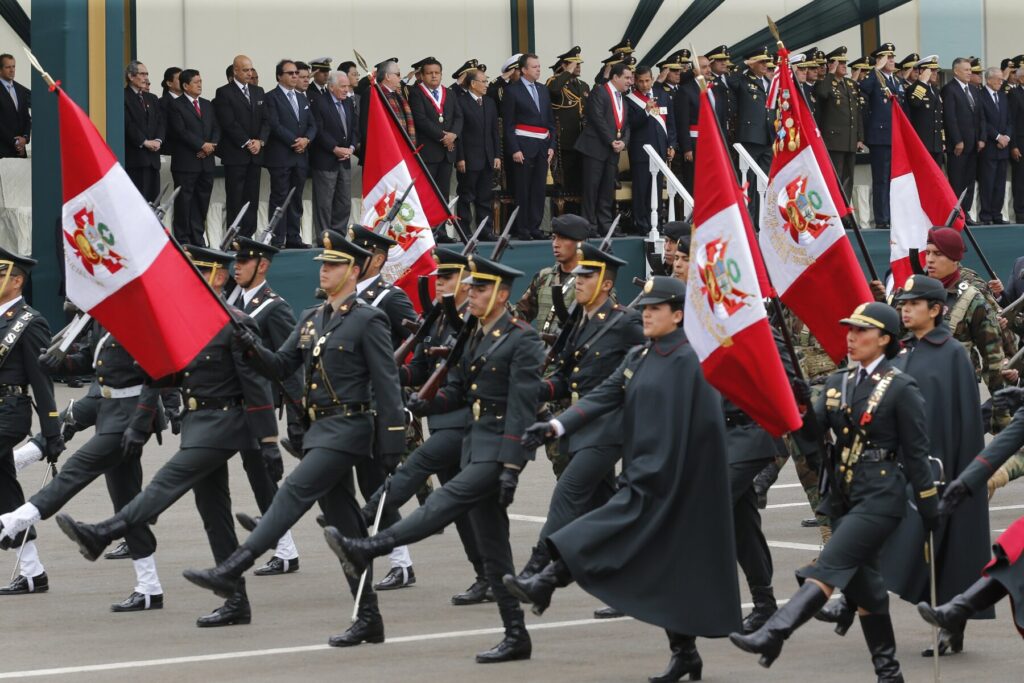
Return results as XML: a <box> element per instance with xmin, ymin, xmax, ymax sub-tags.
<box><xmin>474</xmin><ymin>650</ymin><xmax>532</xmax><ymax>663</ymax></box>
<box><xmin>182</xmin><ymin>569</ymin><xmax>239</xmax><ymax>600</ymax></box>
<box><xmin>728</xmin><ymin>632</ymin><xmax>779</xmax><ymax>668</ymax></box>
<box><xmin>196</xmin><ymin>615</ymin><xmax>252</xmax><ymax>628</ymax></box>
<box><xmin>501</xmin><ymin>576</ymin><xmax>547</xmax><ymax>616</ymax></box>
<box><xmin>328</xmin><ymin>634</ymin><xmax>385</xmax><ymax>647</ymax></box>
<box><xmin>55</xmin><ymin>513</ymin><xmax>104</xmax><ymax>562</ymax></box>
<box><xmin>323</xmin><ymin>528</ymin><xmax>365</xmax><ymax>580</ymax></box>
<box><xmin>111</xmin><ymin>603</ymin><xmax>163</xmax><ymax>613</ymax></box>
<box><xmin>0</xmin><ymin>586</ymin><xmax>48</xmax><ymax>596</ymax></box>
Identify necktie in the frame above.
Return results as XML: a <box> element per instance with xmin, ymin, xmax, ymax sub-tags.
<box><xmin>192</xmin><ymin>98</ymin><xmax>202</xmax><ymax>117</ymax></box>
<box><xmin>242</xmin><ymin>85</ymin><xmax>250</xmax><ymax>103</ymax></box>
<box><xmin>138</xmin><ymin>92</ymin><xmax>147</xmax><ymax>111</ymax></box>
<box><xmin>965</xmin><ymin>84</ymin><xmax>975</xmax><ymax>110</ymax></box>
<box><xmin>335</xmin><ymin>100</ymin><xmax>347</xmax><ymax>135</ymax></box>
<box><xmin>993</xmin><ymin>92</ymin><xmax>1000</xmax><ymax>112</ymax></box>
<box><xmin>432</xmin><ymin>88</ymin><xmax>440</xmax><ymax>103</ymax></box>
<box><xmin>527</xmin><ymin>81</ymin><xmax>539</xmax><ymax>110</ymax></box>
<box><xmin>288</xmin><ymin>90</ymin><xmax>299</xmax><ymax>119</ymax></box>
<box><xmin>477</xmin><ymin>96</ymin><xmax>483</xmax><ymax>107</ymax></box>
<box><xmin>857</xmin><ymin>368</ymin><xmax>869</xmax><ymax>386</ymax></box>
<box><xmin>6</xmin><ymin>83</ymin><xmax>16</xmax><ymax>110</ymax></box>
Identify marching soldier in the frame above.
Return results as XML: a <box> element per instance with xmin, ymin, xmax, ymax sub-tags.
<box><xmin>325</xmin><ymin>255</ymin><xmax>544</xmax><ymax>664</ymax></box>
<box><xmin>183</xmin><ymin>229</ymin><xmax>406</xmax><ymax>647</ymax></box>
<box><xmin>547</xmin><ymin>46</ymin><xmax>589</xmax><ymax>206</ymax></box>
<box><xmin>731</xmin><ymin>302</ymin><xmax>940</xmax><ymax>681</ymax></box>
<box><xmin>815</xmin><ymin>46</ymin><xmax>864</xmax><ymax>198</ymax></box>
<box><xmin>0</xmin><ymin>249</ymin><xmax>63</xmax><ymax>595</ymax></box>
<box><xmin>227</xmin><ymin>237</ymin><xmax>302</xmax><ymax>576</ymax></box>
<box><xmin>859</xmin><ymin>42</ymin><xmax>905</xmax><ymax>229</ymax></box>
<box><xmin>507</xmin><ymin>276</ymin><xmax>742</xmax><ymax>683</ymax></box>
<box><xmin>906</xmin><ymin>56</ymin><xmax>944</xmax><ymax>165</ymax></box>
<box><xmin>56</xmin><ymin>246</ymin><xmax>279</xmax><ymax>628</ymax></box>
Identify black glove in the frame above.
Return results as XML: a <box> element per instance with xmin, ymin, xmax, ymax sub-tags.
<box><xmin>992</xmin><ymin>386</ymin><xmax>1024</xmax><ymax>416</ymax></box>
<box><xmin>921</xmin><ymin>511</ymin><xmax>941</xmax><ymax>534</ymax></box>
<box><xmin>120</xmin><ymin>427</ymin><xmax>148</xmax><ymax>459</ymax></box>
<box><xmin>498</xmin><ymin>467</ymin><xmax>520</xmax><ymax>507</ymax></box>
<box><xmin>406</xmin><ymin>392</ymin><xmax>433</xmax><ymax>417</ymax></box>
<box><xmin>261</xmin><ymin>442</ymin><xmax>284</xmax><ymax>482</ymax></box>
<box><xmin>938</xmin><ymin>478</ymin><xmax>971</xmax><ymax>516</ymax></box>
<box><xmin>791</xmin><ymin>377</ymin><xmax>811</xmax><ymax>409</ymax></box>
<box><xmin>38</xmin><ymin>348</ymin><xmax>64</xmax><ymax>374</ymax></box>
<box><xmin>381</xmin><ymin>451</ymin><xmax>402</xmax><ymax>475</ymax></box>
<box><xmin>233</xmin><ymin>327</ymin><xmax>260</xmax><ymax>354</ymax></box>
<box><xmin>61</xmin><ymin>412</ymin><xmax>84</xmax><ymax>443</ymax></box>
<box><xmin>43</xmin><ymin>435</ymin><xmax>65</xmax><ymax>464</ymax></box>
<box><xmin>522</xmin><ymin>421</ymin><xmax>556</xmax><ymax>451</ymax></box>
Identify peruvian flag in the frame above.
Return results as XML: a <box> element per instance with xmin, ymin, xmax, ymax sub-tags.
<box><xmin>889</xmin><ymin>99</ymin><xmax>964</xmax><ymax>283</ymax></box>
<box><xmin>362</xmin><ymin>82</ymin><xmax>449</xmax><ymax>310</ymax></box>
<box><xmin>758</xmin><ymin>46</ymin><xmax>873</xmax><ymax>362</ymax></box>
<box><xmin>58</xmin><ymin>89</ymin><xmax>228</xmax><ymax>378</ymax></box>
<box><xmin>686</xmin><ymin>88</ymin><xmax>802</xmax><ymax>437</ymax></box>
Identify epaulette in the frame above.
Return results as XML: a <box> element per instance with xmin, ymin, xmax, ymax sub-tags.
<box><xmin>510</xmin><ymin>317</ymin><xmax>530</xmax><ymax>330</ymax></box>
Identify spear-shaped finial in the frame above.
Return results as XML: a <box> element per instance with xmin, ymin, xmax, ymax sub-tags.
<box><xmin>353</xmin><ymin>49</ymin><xmax>369</xmax><ymax>75</ymax></box>
<box><xmin>696</xmin><ymin>75</ymin><xmax>707</xmax><ymax>93</ymax></box>
<box><xmin>767</xmin><ymin>16</ymin><xmax>783</xmax><ymax>48</ymax></box>
<box><xmin>22</xmin><ymin>47</ymin><xmax>57</xmax><ymax>88</ymax></box>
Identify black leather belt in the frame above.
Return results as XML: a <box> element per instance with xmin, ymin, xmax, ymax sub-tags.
<box><xmin>0</xmin><ymin>385</ymin><xmax>26</xmax><ymax>397</ymax></box>
<box><xmin>471</xmin><ymin>399</ymin><xmax>506</xmax><ymax>421</ymax></box>
<box><xmin>308</xmin><ymin>402</ymin><xmax>372</xmax><ymax>422</ymax></box>
<box><xmin>859</xmin><ymin>448</ymin><xmax>897</xmax><ymax>463</ymax></box>
<box><xmin>185</xmin><ymin>396</ymin><xmax>244</xmax><ymax>412</ymax></box>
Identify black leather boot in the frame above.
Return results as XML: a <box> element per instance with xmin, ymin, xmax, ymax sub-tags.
<box><xmin>55</xmin><ymin>513</ymin><xmax>127</xmax><ymax>561</ymax></box>
<box><xmin>917</xmin><ymin>576</ymin><xmax>1007</xmax><ymax>656</ymax></box>
<box><xmin>649</xmin><ymin>631</ymin><xmax>702</xmax><ymax>682</ymax></box>
<box><xmin>235</xmin><ymin>512</ymin><xmax>259</xmax><ymax>532</ymax></box>
<box><xmin>859</xmin><ymin>613</ymin><xmax>904</xmax><ymax>682</ymax></box>
<box><xmin>183</xmin><ymin>547</ymin><xmax>256</xmax><ymax>599</ymax></box>
<box><xmin>729</xmin><ymin>582</ymin><xmax>829</xmax><ymax>667</ymax></box>
<box><xmin>196</xmin><ymin>579</ymin><xmax>251</xmax><ymax>627</ymax></box>
<box><xmin>514</xmin><ymin>542</ymin><xmax>550</xmax><ymax>582</ymax></box>
<box><xmin>361</xmin><ymin>489</ymin><xmax>382</xmax><ymax>526</ymax></box>
<box><xmin>741</xmin><ymin>585</ymin><xmax>778</xmax><ymax>634</ymax></box>
<box><xmin>329</xmin><ymin>592</ymin><xmax>385</xmax><ymax>647</ymax></box>
<box><xmin>475</xmin><ymin>603</ymin><xmax>532</xmax><ymax>663</ymax></box>
<box><xmin>323</xmin><ymin>528</ymin><xmax>396</xmax><ymax>580</ymax></box>
<box><xmin>502</xmin><ymin>559</ymin><xmax>572</xmax><ymax>616</ymax></box>
<box><xmin>814</xmin><ymin>593</ymin><xmax>857</xmax><ymax>636</ymax></box>
<box><xmin>451</xmin><ymin>577</ymin><xmax>494</xmax><ymax>606</ymax></box>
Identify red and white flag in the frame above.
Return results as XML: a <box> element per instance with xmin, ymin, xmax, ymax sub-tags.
<box><xmin>889</xmin><ymin>99</ymin><xmax>964</xmax><ymax>283</ymax></box>
<box><xmin>686</xmin><ymin>88</ymin><xmax>802</xmax><ymax>437</ymax></box>
<box><xmin>58</xmin><ymin>89</ymin><xmax>228</xmax><ymax>378</ymax></box>
<box><xmin>758</xmin><ymin>46</ymin><xmax>873</xmax><ymax>362</ymax></box>
<box><xmin>361</xmin><ymin>83</ymin><xmax>449</xmax><ymax>310</ymax></box>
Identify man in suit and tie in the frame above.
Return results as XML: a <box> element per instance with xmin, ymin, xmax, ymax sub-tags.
<box><xmin>943</xmin><ymin>57</ymin><xmax>985</xmax><ymax>224</ymax></box>
<box><xmin>409</xmin><ymin>58</ymin><xmax>464</xmax><ymax>199</ymax></box>
<box><xmin>503</xmin><ymin>53</ymin><xmax>556</xmax><ymax>240</ymax></box>
<box><xmin>214</xmin><ymin>55</ymin><xmax>268</xmax><ymax>238</ymax></box>
<box><xmin>626</xmin><ymin>65</ymin><xmax>676</xmax><ymax>235</ymax></box>
<box><xmin>168</xmin><ymin>69</ymin><xmax>219</xmax><ymax>245</ymax></box>
<box><xmin>576</xmin><ymin>62</ymin><xmax>631</xmax><ymax>237</ymax></box>
<box><xmin>0</xmin><ymin>54</ymin><xmax>31</xmax><ymax>159</ymax></box>
<box><xmin>979</xmin><ymin>67</ymin><xmax>1014</xmax><ymax>224</ymax></box>
<box><xmin>310</xmin><ymin>71</ymin><xmax>358</xmax><ymax>231</ymax></box>
<box><xmin>264</xmin><ymin>59</ymin><xmax>317</xmax><ymax>249</ymax></box>
<box><xmin>859</xmin><ymin>42</ymin><xmax>905</xmax><ymax>228</ymax></box>
<box><xmin>123</xmin><ymin>61</ymin><xmax>164</xmax><ymax>202</ymax></box>
<box><xmin>455</xmin><ymin>68</ymin><xmax>501</xmax><ymax>238</ymax></box>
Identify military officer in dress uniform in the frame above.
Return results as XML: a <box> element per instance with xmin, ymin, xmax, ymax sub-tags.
<box><xmin>907</xmin><ymin>56</ymin><xmax>944</xmax><ymax>165</ymax></box>
<box><xmin>815</xmin><ymin>46</ymin><xmax>864</xmax><ymax>199</ymax></box>
<box><xmin>547</xmin><ymin>46</ymin><xmax>589</xmax><ymax>206</ymax></box>
<box><xmin>226</xmin><ymin>237</ymin><xmax>302</xmax><ymax>576</ymax></box>
<box><xmin>183</xmin><ymin>230</ymin><xmax>406</xmax><ymax>648</ymax></box>
<box><xmin>488</xmin><ymin>54</ymin><xmax>522</xmax><ymax>199</ymax></box>
<box><xmin>705</xmin><ymin>45</ymin><xmax>736</xmax><ymax>144</ymax></box>
<box><xmin>731</xmin><ymin>302</ymin><xmax>940</xmax><ymax>682</ymax></box>
<box><xmin>727</xmin><ymin>47</ymin><xmax>775</xmax><ymax>219</ymax></box>
<box><xmin>325</xmin><ymin>255</ymin><xmax>544</xmax><ymax>664</ymax></box>
<box><xmin>594</xmin><ymin>38</ymin><xmax>633</xmax><ymax>86</ymax></box>
<box><xmin>896</xmin><ymin>53</ymin><xmax>921</xmax><ymax>92</ymax></box>
<box><xmin>797</xmin><ymin>48</ymin><xmax>820</xmax><ymax>117</ymax></box>
<box><xmin>859</xmin><ymin>42</ymin><xmax>905</xmax><ymax>228</ymax></box>
<box><xmin>850</xmin><ymin>56</ymin><xmax>870</xmax><ymax>83</ymax></box>
<box><xmin>673</xmin><ymin>53</ymin><xmax>701</xmax><ymax>192</ymax></box>
<box><xmin>654</xmin><ymin>51</ymin><xmax>687</xmax><ymax>95</ymax></box>
<box><xmin>56</xmin><ymin>246</ymin><xmax>278</xmax><ymax>628</ymax></box>
<box><xmin>1</xmin><ymin>323</ymin><xmax>165</xmax><ymax>609</ymax></box>
<box><xmin>0</xmin><ymin>250</ymin><xmax>62</xmax><ymax>595</ymax></box>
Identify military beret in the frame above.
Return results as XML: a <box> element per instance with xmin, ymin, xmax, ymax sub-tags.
<box><xmin>662</xmin><ymin>220</ymin><xmax>691</xmax><ymax>242</ymax></box>
<box><xmin>926</xmin><ymin>227</ymin><xmax>965</xmax><ymax>262</ymax></box>
<box><xmin>894</xmin><ymin>274</ymin><xmax>946</xmax><ymax>303</ymax></box>
<box><xmin>840</xmin><ymin>301</ymin><xmax>901</xmax><ymax>337</ymax></box>
<box><xmin>314</xmin><ymin>229</ymin><xmax>372</xmax><ymax>264</ymax></box>
<box><xmin>550</xmin><ymin>214</ymin><xmax>590</xmax><ymax>241</ymax></box>
<box><xmin>635</xmin><ymin>276</ymin><xmax>686</xmax><ymax>307</ymax></box>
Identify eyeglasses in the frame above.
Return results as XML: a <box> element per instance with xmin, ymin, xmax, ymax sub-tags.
<box><xmin>136</xmin><ymin>72</ymin><xmax>149</xmax><ymax>77</ymax></box>
<box><xmin>282</xmin><ymin>70</ymin><xmax>299</xmax><ymax>76</ymax></box>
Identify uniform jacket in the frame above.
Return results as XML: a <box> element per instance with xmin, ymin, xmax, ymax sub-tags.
<box><xmin>941</xmin><ymin>78</ymin><xmax>983</xmax><ymax>151</ymax></box>
<box><xmin>0</xmin><ymin>301</ymin><xmax>58</xmax><ymax>439</ymax></box>
<box><xmin>455</xmin><ymin>91</ymin><xmax>500</xmax><ymax>172</ymax></box>
<box><xmin>980</xmin><ymin>86</ymin><xmax>1013</xmax><ymax>160</ymax></box>
<box><xmin>123</xmin><ymin>87</ymin><xmax>165</xmax><ymax>170</ymax></box>
<box><xmin>547</xmin><ymin>71</ymin><xmax>589</xmax><ymax>150</ymax></box>
<box><xmin>626</xmin><ymin>87</ymin><xmax>677</xmax><ymax>159</ymax></box>
<box><xmin>264</xmin><ymin>85</ymin><xmax>317</xmax><ymax>168</ymax></box>
<box><xmin>906</xmin><ymin>81</ymin><xmax>944</xmax><ymax>154</ymax></box>
<box><xmin>801</xmin><ymin>81</ymin><xmax>818</xmax><ymax>118</ymax></box>
<box><xmin>213</xmin><ymin>81</ymin><xmax>269</xmax><ymax>166</ymax></box>
<box><xmin>408</xmin><ymin>83</ymin><xmax>464</xmax><ymax>164</ymax></box>
<box><xmin>514</xmin><ymin>264</ymin><xmax>575</xmax><ymax>335</ymax></box>
<box><xmin>575</xmin><ymin>84</ymin><xmax>630</xmax><ymax>162</ymax></box>
<box><xmin>1008</xmin><ymin>88</ymin><xmax>1024</xmax><ymax>157</ymax></box>
<box><xmin>944</xmin><ymin>271</ymin><xmax>1005</xmax><ymax>392</ymax></box>
<box><xmin>502</xmin><ymin>78</ymin><xmax>557</xmax><ymax>156</ymax></box>
<box><xmin>168</xmin><ymin>94</ymin><xmax>220</xmax><ymax>173</ymax></box>
<box><xmin>310</xmin><ymin>93</ymin><xmax>358</xmax><ymax>171</ymax></box>
<box><xmin>859</xmin><ymin>69</ymin><xmax>906</xmax><ymax>146</ymax></box>
<box><xmin>814</xmin><ymin>73</ymin><xmax>864</xmax><ymax>152</ymax></box>
<box><xmin>726</xmin><ymin>70</ymin><xmax>774</xmax><ymax>146</ymax></box>
<box><xmin>158</xmin><ymin>91</ymin><xmax>180</xmax><ymax>156</ymax></box>
<box><xmin>427</xmin><ymin>312</ymin><xmax>543</xmax><ymax>468</ymax></box>
<box><xmin>357</xmin><ymin>275</ymin><xmax>417</xmax><ymax>349</ymax></box>
<box><xmin>0</xmin><ymin>78</ymin><xmax>30</xmax><ymax>157</ymax></box>
<box><xmin>708</xmin><ymin>72</ymin><xmax>735</xmax><ymax>139</ymax></box>
<box><xmin>673</xmin><ymin>77</ymin><xmax>701</xmax><ymax>155</ymax></box>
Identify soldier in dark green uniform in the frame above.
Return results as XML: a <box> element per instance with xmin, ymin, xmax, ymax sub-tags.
<box><xmin>514</xmin><ymin>243</ymin><xmax>643</xmax><ymax>581</ymax></box>
<box><xmin>182</xmin><ymin>229</ymin><xmax>406</xmax><ymax>647</ymax></box>
<box><xmin>594</xmin><ymin>38</ymin><xmax>633</xmax><ymax>86</ymax></box>
<box><xmin>731</xmin><ymin>302</ymin><xmax>940</xmax><ymax>682</ymax></box>
<box><xmin>56</xmin><ymin>245</ymin><xmax>279</xmax><ymax>628</ymax></box>
<box><xmin>815</xmin><ymin>46</ymin><xmax>864</xmax><ymax>198</ymax></box>
<box><xmin>896</xmin><ymin>53</ymin><xmax>920</xmax><ymax>93</ymax></box>
<box><xmin>797</xmin><ymin>48</ymin><xmax>820</xmax><ymax>118</ymax></box>
<box><xmin>906</xmin><ymin>56</ymin><xmax>944</xmax><ymax>165</ymax></box>
<box><xmin>506</xmin><ymin>276</ymin><xmax>741</xmax><ymax>683</ymax></box>
<box><xmin>0</xmin><ymin>249</ymin><xmax>63</xmax><ymax>595</ymax></box>
<box><xmin>227</xmin><ymin>237</ymin><xmax>302</xmax><ymax>576</ymax></box>
<box><xmin>324</xmin><ymin>255</ymin><xmax>544</xmax><ymax>664</ymax></box>
<box><xmin>547</xmin><ymin>46</ymin><xmax>589</xmax><ymax>206</ymax></box>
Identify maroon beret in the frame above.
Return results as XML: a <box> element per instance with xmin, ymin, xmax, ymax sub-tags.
<box><xmin>926</xmin><ymin>227</ymin><xmax>965</xmax><ymax>262</ymax></box>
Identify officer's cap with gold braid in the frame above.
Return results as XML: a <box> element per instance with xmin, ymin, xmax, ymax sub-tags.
<box><xmin>794</xmin><ymin>52</ymin><xmax>817</xmax><ymax>69</ymax></box>
<box><xmin>314</xmin><ymin>229</ymin><xmax>372</xmax><ymax>264</ymax></box>
<box><xmin>825</xmin><ymin>46</ymin><xmax>849</xmax><ymax>63</ymax></box>
<box><xmin>608</xmin><ymin>38</ymin><xmax>633</xmax><ymax>55</ymax></box>
<box><xmin>899</xmin><ymin>53</ymin><xmax>920</xmax><ymax>70</ymax></box>
<box><xmin>916</xmin><ymin>55</ymin><xmax>940</xmax><ymax>70</ymax></box>
<box><xmin>839</xmin><ymin>301</ymin><xmax>901</xmax><ymax>336</ymax></box>
<box><xmin>970</xmin><ymin>57</ymin><xmax>982</xmax><ymax>73</ymax></box>
<box><xmin>230</xmin><ymin>236</ymin><xmax>280</xmax><ymax>261</ymax></box>
<box><xmin>555</xmin><ymin>46</ymin><xmax>583</xmax><ymax>65</ymax></box>
<box><xmin>744</xmin><ymin>47</ymin><xmax>772</xmax><ymax>64</ymax></box>
<box><xmin>894</xmin><ymin>274</ymin><xmax>946</xmax><ymax>303</ymax></box>
<box><xmin>432</xmin><ymin>247</ymin><xmax>469</xmax><ymax>278</ymax></box>
<box><xmin>572</xmin><ymin>242</ymin><xmax>628</xmax><ymax>276</ymax></box>
<box><xmin>349</xmin><ymin>224</ymin><xmax>397</xmax><ymax>254</ymax></box>
<box><xmin>461</xmin><ymin>255</ymin><xmax>523</xmax><ymax>287</ymax></box>
<box><xmin>0</xmin><ymin>246</ymin><xmax>37</xmax><ymax>273</ymax></box>
<box><xmin>849</xmin><ymin>56</ymin><xmax>870</xmax><ymax>70</ymax></box>
<box><xmin>453</xmin><ymin>59</ymin><xmax>480</xmax><ymax>79</ymax></box>
<box><xmin>634</xmin><ymin>276</ymin><xmax>686</xmax><ymax>307</ymax></box>
<box><xmin>705</xmin><ymin>45</ymin><xmax>732</xmax><ymax>63</ymax></box>
<box><xmin>657</xmin><ymin>50</ymin><xmax>692</xmax><ymax>70</ymax></box>
<box><xmin>871</xmin><ymin>43</ymin><xmax>896</xmax><ymax>59</ymax></box>
<box><xmin>183</xmin><ymin>244</ymin><xmax>234</xmax><ymax>270</ymax></box>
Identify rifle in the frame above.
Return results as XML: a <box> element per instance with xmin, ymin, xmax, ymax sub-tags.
<box><xmin>153</xmin><ymin>186</ymin><xmax>181</xmax><ymax>224</ymax></box>
<box><xmin>489</xmin><ymin>206</ymin><xmax>519</xmax><ymax>261</ymax></box>
<box><xmin>908</xmin><ymin>187</ymin><xmax>969</xmax><ymax>276</ymax></box>
<box><xmin>439</xmin><ymin>195</ymin><xmax>469</xmax><ymax>243</ymax></box>
<box><xmin>218</xmin><ymin>201</ymin><xmax>251</xmax><ymax>252</ymax></box>
<box><xmin>375</xmin><ymin>176</ymin><xmax>418</xmax><ymax>237</ymax></box>
<box><xmin>394</xmin><ymin>297</ymin><xmax>443</xmax><ymax>364</ymax></box>
<box><xmin>417</xmin><ymin>275</ymin><xmax>435</xmax><ymax>316</ymax></box>
<box><xmin>551</xmin><ymin>214</ymin><xmax>621</xmax><ymax>324</ymax></box>
<box><xmin>627</xmin><ymin>276</ymin><xmax>649</xmax><ymax>308</ymax></box>
<box><xmin>148</xmin><ymin>184</ymin><xmax>169</xmax><ymax>215</ymax></box>
<box><xmin>256</xmin><ymin>187</ymin><xmax>296</xmax><ymax>245</ymax></box>
<box><xmin>1001</xmin><ymin>290</ymin><xmax>1024</xmax><ymax>321</ymax></box>
<box><xmin>541</xmin><ymin>305</ymin><xmax>582</xmax><ymax>374</ymax></box>
<box><xmin>416</xmin><ymin>313</ymin><xmax>478</xmax><ymax>401</ymax></box>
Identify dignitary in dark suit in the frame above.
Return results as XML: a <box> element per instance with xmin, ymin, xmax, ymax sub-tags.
<box><xmin>168</xmin><ymin>69</ymin><xmax>219</xmax><ymax>245</ymax></box>
<box><xmin>409</xmin><ymin>58</ymin><xmax>463</xmax><ymax>198</ymax></box>
<box><xmin>359</xmin><ymin>59</ymin><xmax>416</xmax><ymax>163</ymax></box>
<box><xmin>455</xmin><ymin>68</ymin><xmax>501</xmax><ymax>236</ymax></box>
<box><xmin>0</xmin><ymin>54</ymin><xmax>31</xmax><ymax>158</ymax></box>
<box><xmin>979</xmin><ymin>67</ymin><xmax>1014</xmax><ymax>224</ymax></box>
<box><xmin>814</xmin><ymin>47</ymin><xmax>864</xmax><ymax>198</ymax></box>
<box><xmin>214</xmin><ymin>55</ymin><xmax>268</xmax><ymax>238</ymax></box>
<box><xmin>943</xmin><ymin>57</ymin><xmax>984</xmax><ymax>223</ymax></box>
<box><xmin>575</xmin><ymin>62</ymin><xmax>631</xmax><ymax>236</ymax></box>
<box><xmin>858</xmin><ymin>43</ymin><xmax>905</xmax><ymax>228</ymax></box>
<box><xmin>906</xmin><ymin>57</ymin><xmax>944</xmax><ymax>165</ymax></box>
<box><xmin>1010</xmin><ymin>66</ymin><xmax>1024</xmax><ymax>221</ymax></box>
<box><xmin>310</xmin><ymin>71</ymin><xmax>358</xmax><ymax>231</ymax></box>
<box><xmin>626</xmin><ymin>66</ymin><xmax>676</xmax><ymax>235</ymax></box>
<box><xmin>158</xmin><ymin>66</ymin><xmax>182</xmax><ymax>158</ymax></box>
<box><xmin>503</xmin><ymin>54</ymin><xmax>556</xmax><ymax>240</ymax></box>
<box><xmin>123</xmin><ymin>61</ymin><xmax>164</xmax><ymax>203</ymax></box>
<box><xmin>264</xmin><ymin>59</ymin><xmax>316</xmax><ymax>248</ymax></box>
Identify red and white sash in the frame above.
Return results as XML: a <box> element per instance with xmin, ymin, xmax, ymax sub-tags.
<box><xmin>625</xmin><ymin>89</ymin><xmax>667</xmax><ymax>135</ymax></box>
<box><xmin>607</xmin><ymin>83</ymin><xmax>625</xmax><ymax>137</ymax></box>
<box><xmin>514</xmin><ymin>124</ymin><xmax>550</xmax><ymax>139</ymax></box>
<box><xmin>418</xmin><ymin>83</ymin><xmax>446</xmax><ymax>120</ymax></box>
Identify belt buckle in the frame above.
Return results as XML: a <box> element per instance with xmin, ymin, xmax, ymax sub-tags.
<box><xmin>472</xmin><ymin>400</ymin><xmax>481</xmax><ymax>421</ymax></box>
<box><xmin>101</xmin><ymin>386</ymin><xmax>112</xmax><ymax>399</ymax></box>
<box><xmin>187</xmin><ymin>397</ymin><xmax>198</xmax><ymax>411</ymax></box>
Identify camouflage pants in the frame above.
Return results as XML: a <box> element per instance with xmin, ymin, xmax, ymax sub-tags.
<box><xmin>988</xmin><ymin>449</ymin><xmax>1024</xmax><ymax>500</ymax></box>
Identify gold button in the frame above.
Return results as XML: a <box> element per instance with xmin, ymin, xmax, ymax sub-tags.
<box><xmin>98</xmin><ymin>376</ymin><xmax>104</xmax><ymax>382</ymax></box>
<box><xmin>880</xmin><ymin>469</ymin><xmax>887</xmax><ymax>476</ymax></box>
<box><xmin>571</xmin><ymin>382</ymin><xmax>577</xmax><ymax>389</ymax></box>
<box><xmin>573</xmin><ymin>367</ymin><xmax>580</xmax><ymax>373</ymax></box>
<box><xmin>842</xmin><ymin>427</ymin><xmax>849</xmax><ymax>434</ymax></box>
<box><xmin>184</xmin><ymin>371</ymin><xmax>190</xmax><ymax>377</ymax></box>
<box><xmin>310</xmin><ymin>383</ymin><xmax>318</xmax><ymax>390</ymax></box>
<box><xmin>96</xmin><ymin>360</ymin><xmax>103</xmax><ymax>366</ymax></box>
<box><xmin>471</xmin><ymin>383</ymin><xmax>478</xmax><ymax>390</ymax></box>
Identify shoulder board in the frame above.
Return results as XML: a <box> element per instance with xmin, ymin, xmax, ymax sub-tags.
<box><xmin>545</xmin><ymin>76</ymin><xmax>555</xmax><ymax>86</ymax></box>
<box><xmin>509</xmin><ymin>317</ymin><xmax>530</xmax><ymax>330</ymax></box>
